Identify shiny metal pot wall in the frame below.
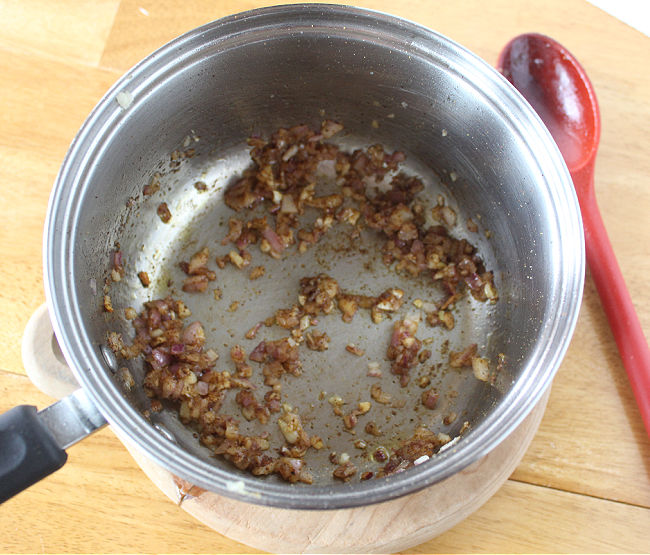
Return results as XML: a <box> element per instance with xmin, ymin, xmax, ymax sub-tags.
<box><xmin>38</xmin><ymin>5</ymin><xmax>582</xmax><ymax>509</ymax></box>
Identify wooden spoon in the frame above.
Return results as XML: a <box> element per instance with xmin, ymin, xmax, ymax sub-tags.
<box><xmin>498</xmin><ymin>33</ymin><xmax>650</xmax><ymax>438</ymax></box>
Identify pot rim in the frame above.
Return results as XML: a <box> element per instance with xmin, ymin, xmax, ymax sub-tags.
<box><xmin>44</xmin><ymin>3</ymin><xmax>584</xmax><ymax>510</ymax></box>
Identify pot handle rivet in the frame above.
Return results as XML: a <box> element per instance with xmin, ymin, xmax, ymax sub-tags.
<box><xmin>154</xmin><ymin>423</ymin><xmax>177</xmax><ymax>444</ymax></box>
<box><xmin>100</xmin><ymin>344</ymin><xmax>119</xmax><ymax>373</ymax></box>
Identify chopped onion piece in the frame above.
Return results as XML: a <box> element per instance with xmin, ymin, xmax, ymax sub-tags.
<box><xmin>472</xmin><ymin>356</ymin><xmax>490</xmax><ymax>382</ymax></box>
<box><xmin>116</xmin><ymin>91</ymin><xmax>133</xmax><ymax>109</ymax></box>
<box><xmin>195</xmin><ymin>381</ymin><xmax>209</xmax><ymax>395</ymax></box>
<box><xmin>281</xmin><ymin>194</ymin><xmax>298</xmax><ymax>213</ymax></box>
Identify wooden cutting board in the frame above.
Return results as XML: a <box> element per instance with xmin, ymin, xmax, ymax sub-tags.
<box><xmin>0</xmin><ymin>0</ymin><xmax>649</xmax><ymax>553</ymax></box>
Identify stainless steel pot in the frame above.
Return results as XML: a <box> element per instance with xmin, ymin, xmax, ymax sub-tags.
<box><xmin>1</xmin><ymin>4</ymin><xmax>583</xmax><ymax>514</ymax></box>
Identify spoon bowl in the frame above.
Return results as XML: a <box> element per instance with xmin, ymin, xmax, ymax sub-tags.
<box><xmin>498</xmin><ymin>33</ymin><xmax>650</xmax><ymax>439</ymax></box>
<box><xmin>498</xmin><ymin>33</ymin><xmax>599</xmax><ymax>176</ymax></box>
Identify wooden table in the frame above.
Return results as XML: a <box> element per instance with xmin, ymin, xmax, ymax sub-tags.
<box><xmin>1</xmin><ymin>0</ymin><xmax>648</xmax><ymax>552</ymax></box>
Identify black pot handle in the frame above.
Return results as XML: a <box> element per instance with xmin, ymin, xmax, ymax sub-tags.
<box><xmin>0</xmin><ymin>405</ymin><xmax>67</xmax><ymax>503</ymax></box>
<box><xmin>0</xmin><ymin>389</ymin><xmax>106</xmax><ymax>503</ymax></box>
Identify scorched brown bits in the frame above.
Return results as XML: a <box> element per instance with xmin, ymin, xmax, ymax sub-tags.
<box><xmin>218</xmin><ymin>120</ymin><xmax>497</xmax><ymax>311</ymax></box>
<box><xmin>109</xmin><ymin>297</ymin><xmax>318</xmax><ymax>483</ymax></box>
<box><xmin>333</xmin><ymin>461</ymin><xmax>358</xmax><ymax>482</ymax></box>
<box><xmin>157</xmin><ymin>202</ymin><xmax>172</xmax><ymax>223</ymax></box>
<box><xmin>387</xmin><ymin>313</ymin><xmax>423</xmax><ymax>386</ymax></box>
<box><xmin>420</xmin><ymin>388</ymin><xmax>439</xmax><ymax>410</ymax></box>
<box><xmin>138</xmin><ymin>271</ymin><xmax>151</xmax><ymax>288</ymax></box>
<box><xmin>108</xmin><ymin>120</ymin><xmax>500</xmax><ymax>485</ymax></box>
<box><xmin>378</xmin><ymin>427</ymin><xmax>445</xmax><ymax>477</ymax></box>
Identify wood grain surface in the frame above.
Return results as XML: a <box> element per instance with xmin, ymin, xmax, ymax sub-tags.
<box><xmin>1</xmin><ymin>0</ymin><xmax>649</xmax><ymax>553</ymax></box>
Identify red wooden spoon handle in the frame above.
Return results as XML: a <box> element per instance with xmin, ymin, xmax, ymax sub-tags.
<box><xmin>574</xmin><ymin>163</ymin><xmax>650</xmax><ymax>437</ymax></box>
